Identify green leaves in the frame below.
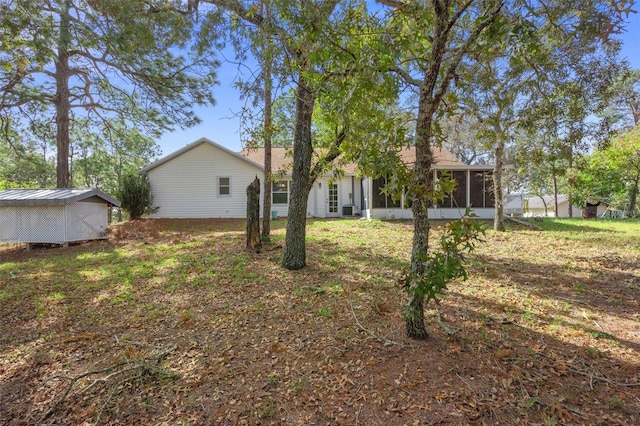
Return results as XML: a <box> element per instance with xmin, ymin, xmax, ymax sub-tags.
<box><xmin>1</xmin><ymin>0</ymin><xmax>219</xmax><ymax>186</ymax></box>
<box><xmin>402</xmin><ymin>207</ymin><xmax>486</xmax><ymax>306</ymax></box>
<box><xmin>569</xmin><ymin>125</ymin><xmax>640</xmax><ymax>215</ymax></box>
<box><xmin>117</xmin><ymin>171</ymin><xmax>156</xmax><ymax>220</ymax></box>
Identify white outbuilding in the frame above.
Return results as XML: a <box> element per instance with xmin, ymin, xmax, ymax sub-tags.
<box><xmin>0</xmin><ymin>188</ymin><xmax>120</xmax><ymax>249</ymax></box>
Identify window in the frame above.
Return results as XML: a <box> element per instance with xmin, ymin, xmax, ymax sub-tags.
<box><xmin>218</xmin><ymin>177</ymin><xmax>230</xmax><ymax>196</ymax></box>
<box><xmin>273</xmin><ymin>180</ymin><xmax>288</xmax><ymax>204</ymax></box>
<box><xmin>372</xmin><ymin>177</ymin><xmax>401</xmax><ymax>208</ymax></box>
<box><xmin>433</xmin><ymin>171</ymin><xmax>468</xmax><ymax>208</ymax></box>
<box><xmin>469</xmin><ymin>171</ymin><xmax>494</xmax><ymax>208</ymax></box>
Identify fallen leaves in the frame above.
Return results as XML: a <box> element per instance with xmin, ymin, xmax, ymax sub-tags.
<box><xmin>0</xmin><ymin>218</ymin><xmax>639</xmax><ymax>424</ymax></box>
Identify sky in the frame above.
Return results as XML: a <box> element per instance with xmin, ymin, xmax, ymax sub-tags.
<box><xmin>156</xmin><ymin>11</ymin><xmax>640</xmax><ymax>158</ymax></box>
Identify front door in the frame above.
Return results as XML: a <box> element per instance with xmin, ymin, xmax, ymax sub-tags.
<box><xmin>327</xmin><ymin>183</ymin><xmax>339</xmax><ymax>217</ymax></box>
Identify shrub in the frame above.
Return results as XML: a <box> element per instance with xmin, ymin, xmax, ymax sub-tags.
<box><xmin>117</xmin><ymin>172</ymin><xmax>156</xmax><ymax>219</ymax></box>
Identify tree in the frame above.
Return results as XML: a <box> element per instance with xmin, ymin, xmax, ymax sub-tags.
<box><xmin>600</xmin><ymin>67</ymin><xmax>640</xmax><ymax>133</ymax></box>
<box><xmin>198</xmin><ymin>0</ymin><xmax>398</xmax><ymax>270</ymax></box>
<box><xmin>246</xmin><ymin>176</ymin><xmax>261</xmax><ymax>248</ymax></box>
<box><xmin>569</xmin><ymin>125</ymin><xmax>640</xmax><ymax>216</ymax></box>
<box><xmin>0</xmin><ymin>0</ymin><xmax>218</xmax><ymax>188</ymax></box>
<box><xmin>378</xmin><ymin>0</ymin><xmax>630</xmax><ymax>339</ymax></box>
<box><xmin>373</xmin><ymin>0</ymin><xmax>503</xmax><ymax>339</ymax></box>
<box><xmin>117</xmin><ymin>171</ymin><xmax>155</xmax><ymax>220</ymax></box>
<box><xmin>457</xmin><ymin>58</ymin><xmax>525</xmax><ymax>231</ymax></box>
<box><xmin>71</xmin><ymin>122</ymin><xmax>160</xmax><ymax>194</ymax></box>
<box><xmin>439</xmin><ymin>114</ymin><xmax>493</xmax><ymax>165</ymax></box>
<box><xmin>456</xmin><ymin>0</ymin><xmax>624</xmax><ymax>228</ymax></box>
<box><xmin>0</xmin><ymin>139</ymin><xmax>55</xmax><ymax>189</ymax></box>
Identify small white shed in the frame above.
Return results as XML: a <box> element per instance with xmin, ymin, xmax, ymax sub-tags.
<box><xmin>0</xmin><ymin>189</ymin><xmax>121</xmax><ymax>248</ymax></box>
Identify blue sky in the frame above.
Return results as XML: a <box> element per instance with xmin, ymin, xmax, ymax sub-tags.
<box><xmin>156</xmin><ymin>12</ymin><xmax>640</xmax><ymax>157</ymax></box>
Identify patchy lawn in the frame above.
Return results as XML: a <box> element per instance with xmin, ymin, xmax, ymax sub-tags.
<box><xmin>0</xmin><ymin>217</ymin><xmax>639</xmax><ymax>425</ymax></box>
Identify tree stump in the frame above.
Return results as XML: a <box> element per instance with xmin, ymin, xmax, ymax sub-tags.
<box><xmin>246</xmin><ymin>176</ymin><xmax>261</xmax><ymax>250</ymax></box>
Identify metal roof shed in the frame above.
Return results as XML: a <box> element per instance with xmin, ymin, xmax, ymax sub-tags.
<box><xmin>0</xmin><ymin>189</ymin><xmax>121</xmax><ymax>248</ymax></box>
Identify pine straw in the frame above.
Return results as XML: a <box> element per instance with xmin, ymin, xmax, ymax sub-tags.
<box><xmin>1</xmin><ymin>218</ymin><xmax>638</xmax><ymax>425</ymax></box>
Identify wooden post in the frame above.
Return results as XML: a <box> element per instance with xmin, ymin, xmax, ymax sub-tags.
<box><xmin>246</xmin><ymin>176</ymin><xmax>261</xmax><ymax>250</ymax></box>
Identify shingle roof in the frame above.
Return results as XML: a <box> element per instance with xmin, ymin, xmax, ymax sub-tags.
<box><xmin>0</xmin><ymin>188</ymin><xmax>121</xmax><ymax>207</ymax></box>
<box><xmin>142</xmin><ymin>137</ymin><xmax>492</xmax><ymax>177</ymax></box>
<box><xmin>240</xmin><ymin>145</ymin><xmax>470</xmax><ymax>175</ymax></box>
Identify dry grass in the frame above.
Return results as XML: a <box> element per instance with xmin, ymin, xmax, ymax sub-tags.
<box><xmin>0</xmin><ymin>217</ymin><xmax>639</xmax><ymax>425</ymax></box>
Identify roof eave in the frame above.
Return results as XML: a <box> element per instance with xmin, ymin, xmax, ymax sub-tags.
<box><xmin>141</xmin><ymin>137</ymin><xmax>264</xmax><ymax>173</ymax></box>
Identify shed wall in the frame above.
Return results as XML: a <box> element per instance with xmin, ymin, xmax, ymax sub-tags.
<box><xmin>0</xmin><ymin>202</ymin><xmax>110</xmax><ymax>244</ymax></box>
<box><xmin>66</xmin><ymin>202</ymin><xmax>109</xmax><ymax>241</ymax></box>
<box><xmin>147</xmin><ymin>143</ymin><xmax>263</xmax><ymax>218</ymax></box>
<box><xmin>0</xmin><ymin>205</ymin><xmax>66</xmax><ymax>243</ymax></box>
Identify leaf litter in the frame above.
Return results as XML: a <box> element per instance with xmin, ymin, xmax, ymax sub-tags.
<box><xmin>0</xmin><ymin>217</ymin><xmax>638</xmax><ymax>425</ymax></box>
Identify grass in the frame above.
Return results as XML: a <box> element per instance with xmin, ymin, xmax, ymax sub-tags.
<box><xmin>0</xmin><ymin>217</ymin><xmax>638</xmax><ymax>425</ymax></box>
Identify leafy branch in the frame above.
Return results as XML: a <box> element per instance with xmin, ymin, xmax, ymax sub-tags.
<box><xmin>401</xmin><ymin>207</ymin><xmax>485</xmax><ymax>310</ymax></box>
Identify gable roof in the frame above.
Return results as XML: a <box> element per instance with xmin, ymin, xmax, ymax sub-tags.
<box><xmin>141</xmin><ymin>137</ymin><xmax>263</xmax><ymax>173</ymax></box>
<box><xmin>144</xmin><ymin>137</ymin><xmax>492</xmax><ymax>178</ymax></box>
<box><xmin>240</xmin><ymin>145</ymin><xmax>476</xmax><ymax>175</ymax></box>
<box><xmin>0</xmin><ymin>188</ymin><xmax>121</xmax><ymax>207</ymax></box>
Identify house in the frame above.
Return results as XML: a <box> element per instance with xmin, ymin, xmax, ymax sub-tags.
<box><xmin>140</xmin><ymin>138</ymin><xmax>262</xmax><ymax>218</ymax></box>
<box><xmin>141</xmin><ymin>137</ymin><xmax>496</xmax><ymax>220</ymax></box>
<box><xmin>523</xmin><ymin>194</ymin><xmax>608</xmax><ymax>217</ymax></box>
<box><xmin>504</xmin><ymin>193</ymin><xmax>525</xmax><ymax>217</ymax></box>
<box><xmin>0</xmin><ymin>188</ymin><xmax>121</xmax><ymax>249</ymax></box>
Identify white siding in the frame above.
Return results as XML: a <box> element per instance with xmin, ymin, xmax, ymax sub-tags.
<box><xmin>305</xmin><ymin>177</ymin><xmax>363</xmax><ymax>218</ymax></box>
<box><xmin>148</xmin><ymin>143</ymin><xmax>262</xmax><ymax>218</ymax></box>
<box><xmin>307</xmin><ymin>180</ymin><xmax>323</xmax><ymax>217</ymax></box>
<box><xmin>365</xmin><ymin>207</ymin><xmax>494</xmax><ymax>220</ymax></box>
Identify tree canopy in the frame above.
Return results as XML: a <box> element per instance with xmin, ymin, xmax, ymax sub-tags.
<box><xmin>0</xmin><ymin>0</ymin><xmax>220</xmax><ymax>187</ymax></box>
<box><xmin>569</xmin><ymin>124</ymin><xmax>640</xmax><ymax>216</ymax></box>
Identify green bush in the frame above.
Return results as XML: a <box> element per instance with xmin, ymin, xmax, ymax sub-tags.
<box><xmin>117</xmin><ymin>172</ymin><xmax>156</xmax><ymax>219</ymax></box>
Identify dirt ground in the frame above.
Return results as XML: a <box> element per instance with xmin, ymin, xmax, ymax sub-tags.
<box><xmin>0</xmin><ymin>218</ymin><xmax>638</xmax><ymax>425</ymax></box>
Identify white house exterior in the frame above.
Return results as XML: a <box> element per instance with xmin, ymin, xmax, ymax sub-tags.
<box><xmin>142</xmin><ymin>138</ymin><xmax>496</xmax><ymax>220</ymax></box>
<box><xmin>360</xmin><ymin>166</ymin><xmax>496</xmax><ymax>220</ymax></box>
<box><xmin>523</xmin><ymin>194</ymin><xmax>608</xmax><ymax>217</ymax></box>
<box><xmin>141</xmin><ymin>139</ymin><xmax>264</xmax><ymax>218</ymax></box>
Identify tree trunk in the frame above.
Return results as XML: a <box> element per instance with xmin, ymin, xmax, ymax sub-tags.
<box><xmin>405</xmin><ymin>86</ymin><xmax>435</xmax><ymax>340</ymax></box>
<box><xmin>568</xmin><ymin>141</ymin><xmax>574</xmax><ymax>217</ymax></box>
<box><xmin>261</xmin><ymin>20</ymin><xmax>273</xmax><ymax>243</ymax></box>
<box><xmin>246</xmin><ymin>176</ymin><xmax>261</xmax><ymax>249</ymax></box>
<box><xmin>628</xmin><ymin>179</ymin><xmax>638</xmax><ymax>217</ymax></box>
<box><xmin>261</xmin><ymin>143</ymin><xmax>272</xmax><ymax>242</ymax></box>
<box><xmin>282</xmin><ymin>80</ymin><xmax>315</xmax><ymax>270</ymax></box>
<box><xmin>540</xmin><ymin>195</ymin><xmax>548</xmax><ymax>216</ymax></box>
<box><xmin>55</xmin><ymin>0</ymin><xmax>72</xmax><ymax>188</ymax></box>
<box><xmin>552</xmin><ymin>175</ymin><xmax>558</xmax><ymax>217</ymax></box>
<box><xmin>405</xmin><ymin>292</ymin><xmax>427</xmax><ymax>340</ymax></box>
<box><xmin>493</xmin><ymin>131</ymin><xmax>505</xmax><ymax>231</ymax></box>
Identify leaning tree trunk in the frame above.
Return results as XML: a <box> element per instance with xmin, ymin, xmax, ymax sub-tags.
<box><xmin>55</xmin><ymin>0</ymin><xmax>72</xmax><ymax>188</ymax></box>
<box><xmin>282</xmin><ymin>80</ymin><xmax>315</xmax><ymax>270</ymax></box>
<box><xmin>493</xmin><ymin>130</ymin><xmax>505</xmax><ymax>231</ymax></box>
<box><xmin>246</xmin><ymin>176</ymin><xmax>261</xmax><ymax>249</ymax></box>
